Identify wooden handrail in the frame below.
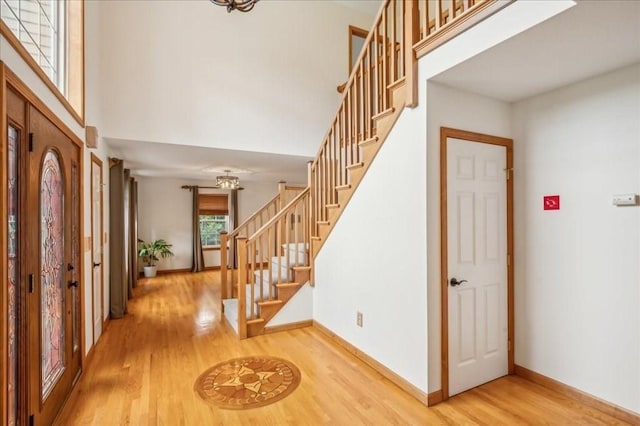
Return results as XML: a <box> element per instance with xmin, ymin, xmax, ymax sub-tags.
<box><xmin>221</xmin><ymin>183</ymin><xmax>305</xmax><ymax>305</ymax></box>
<box><xmin>227</xmin><ymin>184</ymin><xmax>306</xmax><ymax>241</ymax></box>
<box><xmin>235</xmin><ymin>188</ymin><xmax>311</xmax><ymax>328</ymax></box>
<box><xmin>309</xmin><ymin>0</ymin><xmax>410</xmax><ymax>242</ymax></box>
<box><xmin>248</xmin><ymin>188</ymin><xmax>310</xmax><ymax>242</ymax></box>
<box><xmin>227</xmin><ymin>193</ymin><xmax>279</xmax><ymax>240</ymax></box>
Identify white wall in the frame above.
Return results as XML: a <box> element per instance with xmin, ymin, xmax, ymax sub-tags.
<box><xmin>512</xmin><ymin>64</ymin><xmax>640</xmax><ymax>413</ymax></box>
<box><xmin>95</xmin><ymin>0</ymin><xmax>375</xmax><ymax>157</ymax></box>
<box><xmin>136</xmin><ymin>177</ymin><xmax>279</xmax><ymax>270</ymax></box>
<box><xmin>137</xmin><ymin>177</ymin><xmax>199</xmax><ymax>271</ymax></box>
<box><xmin>81</xmin><ymin>0</ymin><xmax>112</xmax><ymax>352</ymax></box>
<box><xmin>425</xmin><ymin>82</ymin><xmax>513</xmax><ymax>392</ymax></box>
<box><xmin>314</xmin><ymin>97</ymin><xmax>428</xmax><ymax>393</ymax></box>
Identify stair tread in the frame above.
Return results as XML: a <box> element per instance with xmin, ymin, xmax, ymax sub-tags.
<box><xmin>372</xmin><ymin>107</ymin><xmax>394</xmax><ymax>121</ymax></box>
<box><xmin>346</xmin><ymin>162</ymin><xmax>364</xmax><ymax>170</ymax></box>
<box><xmin>257</xmin><ymin>299</ymin><xmax>283</xmax><ymax>307</ymax></box>
<box><xmin>293</xmin><ymin>266</ymin><xmax>311</xmax><ymax>271</ymax></box>
<box><xmin>275</xmin><ymin>282</ymin><xmax>303</xmax><ymax>288</ymax></box>
<box><xmin>326</xmin><ymin>204</ymin><xmax>340</xmax><ymax>209</ymax></box>
<box><xmin>336</xmin><ymin>184</ymin><xmax>351</xmax><ymax>191</ymax></box>
<box><xmin>359</xmin><ymin>136</ymin><xmax>379</xmax><ymax>147</ymax></box>
<box><xmin>317</xmin><ymin>220</ymin><xmax>330</xmax><ymax>225</ymax></box>
<box><xmin>247</xmin><ymin>318</ymin><xmax>265</xmax><ymax>324</ymax></box>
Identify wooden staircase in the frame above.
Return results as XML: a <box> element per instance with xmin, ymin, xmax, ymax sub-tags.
<box><xmin>309</xmin><ymin>79</ymin><xmax>408</xmax><ymax>258</ymax></box>
<box><xmin>221</xmin><ymin>0</ymin><xmax>509</xmax><ymax>339</ymax></box>
<box><xmin>222</xmin><ymin>189</ymin><xmax>312</xmax><ymax>338</ymax></box>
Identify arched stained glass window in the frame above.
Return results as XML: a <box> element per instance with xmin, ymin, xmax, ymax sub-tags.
<box><xmin>40</xmin><ymin>149</ymin><xmax>65</xmax><ymax>399</ymax></box>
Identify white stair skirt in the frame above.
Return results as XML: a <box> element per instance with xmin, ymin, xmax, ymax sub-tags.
<box><xmin>268</xmin><ymin>282</ymin><xmax>313</xmax><ymax>327</ymax></box>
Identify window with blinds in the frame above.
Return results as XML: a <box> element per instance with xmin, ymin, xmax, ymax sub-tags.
<box><xmin>199</xmin><ymin>194</ymin><xmax>229</xmax><ymax>247</ymax></box>
<box><xmin>1</xmin><ymin>0</ymin><xmax>66</xmax><ymax>92</ymax></box>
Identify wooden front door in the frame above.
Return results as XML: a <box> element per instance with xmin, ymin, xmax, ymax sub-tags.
<box><xmin>26</xmin><ymin>105</ymin><xmax>82</xmax><ymax>425</ymax></box>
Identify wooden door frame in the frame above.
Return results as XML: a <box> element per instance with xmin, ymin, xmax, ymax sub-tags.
<box><xmin>439</xmin><ymin>127</ymin><xmax>514</xmax><ymax>401</ymax></box>
<box><xmin>0</xmin><ymin>62</ymin><xmax>86</xmax><ymax>424</ymax></box>
<box><xmin>90</xmin><ymin>154</ymin><xmax>104</xmax><ymax>344</ymax></box>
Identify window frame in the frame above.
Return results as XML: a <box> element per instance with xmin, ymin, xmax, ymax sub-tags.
<box><xmin>199</xmin><ymin>214</ymin><xmax>229</xmax><ymax>249</ymax></box>
<box><xmin>0</xmin><ymin>0</ymin><xmax>84</xmax><ymax>126</ymax></box>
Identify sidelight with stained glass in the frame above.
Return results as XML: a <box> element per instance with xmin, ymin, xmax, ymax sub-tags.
<box><xmin>40</xmin><ymin>150</ymin><xmax>65</xmax><ymax>400</ymax></box>
<box><xmin>7</xmin><ymin>125</ymin><xmax>18</xmax><ymax>425</ymax></box>
<box><xmin>71</xmin><ymin>163</ymin><xmax>79</xmax><ymax>352</ymax></box>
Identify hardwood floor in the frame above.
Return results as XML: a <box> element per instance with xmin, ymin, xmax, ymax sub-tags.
<box><xmin>55</xmin><ymin>271</ymin><xmax>630</xmax><ymax>425</ymax></box>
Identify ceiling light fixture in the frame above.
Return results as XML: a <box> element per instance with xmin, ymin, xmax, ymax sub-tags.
<box><xmin>210</xmin><ymin>0</ymin><xmax>259</xmax><ymax>13</ymax></box>
<box><xmin>216</xmin><ymin>170</ymin><xmax>241</xmax><ymax>189</ymax></box>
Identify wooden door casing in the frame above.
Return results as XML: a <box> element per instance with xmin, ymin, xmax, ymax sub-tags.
<box><xmin>439</xmin><ymin>127</ymin><xmax>514</xmax><ymax>401</ymax></box>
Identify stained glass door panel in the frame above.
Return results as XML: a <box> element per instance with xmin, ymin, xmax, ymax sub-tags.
<box><xmin>27</xmin><ymin>105</ymin><xmax>81</xmax><ymax>425</ymax></box>
<box><xmin>40</xmin><ymin>149</ymin><xmax>66</xmax><ymax>399</ymax></box>
<box><xmin>7</xmin><ymin>125</ymin><xmax>19</xmax><ymax>426</ymax></box>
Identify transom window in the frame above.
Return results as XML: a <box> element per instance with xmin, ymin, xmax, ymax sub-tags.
<box><xmin>1</xmin><ymin>0</ymin><xmax>66</xmax><ymax>92</ymax></box>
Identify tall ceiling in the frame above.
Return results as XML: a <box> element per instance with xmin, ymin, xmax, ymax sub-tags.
<box><xmin>90</xmin><ymin>0</ymin><xmax>378</xmax><ymax>184</ymax></box>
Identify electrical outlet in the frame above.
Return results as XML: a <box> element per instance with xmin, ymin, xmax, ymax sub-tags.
<box><xmin>356</xmin><ymin>311</ymin><xmax>363</xmax><ymax>327</ymax></box>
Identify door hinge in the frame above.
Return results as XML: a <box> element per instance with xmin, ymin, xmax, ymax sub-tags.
<box><xmin>29</xmin><ymin>274</ymin><xmax>34</xmax><ymax>293</ymax></box>
<box><xmin>29</xmin><ymin>133</ymin><xmax>34</xmax><ymax>152</ymax></box>
<box><xmin>504</xmin><ymin>167</ymin><xmax>513</xmax><ymax>180</ymax></box>
<box><xmin>29</xmin><ymin>414</ymin><xmax>35</xmax><ymax>426</ymax></box>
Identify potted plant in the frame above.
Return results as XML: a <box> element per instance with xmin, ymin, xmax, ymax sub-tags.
<box><xmin>138</xmin><ymin>239</ymin><xmax>174</xmax><ymax>278</ymax></box>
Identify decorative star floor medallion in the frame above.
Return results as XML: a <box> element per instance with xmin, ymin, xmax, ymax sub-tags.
<box><xmin>194</xmin><ymin>356</ymin><xmax>301</xmax><ymax>410</ymax></box>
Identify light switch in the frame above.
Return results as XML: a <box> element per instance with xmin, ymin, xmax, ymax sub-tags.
<box><xmin>612</xmin><ymin>194</ymin><xmax>638</xmax><ymax>206</ymax></box>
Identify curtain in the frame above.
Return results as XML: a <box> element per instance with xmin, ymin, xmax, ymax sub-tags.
<box><xmin>229</xmin><ymin>189</ymin><xmax>239</xmax><ymax>268</ymax></box>
<box><xmin>191</xmin><ymin>186</ymin><xmax>205</xmax><ymax>272</ymax></box>
<box><xmin>109</xmin><ymin>158</ymin><xmax>127</xmax><ymax>318</ymax></box>
<box><xmin>123</xmin><ymin>169</ymin><xmax>132</xmax><ymax>299</ymax></box>
<box><xmin>128</xmin><ymin>178</ymin><xmax>138</xmax><ymax>289</ymax></box>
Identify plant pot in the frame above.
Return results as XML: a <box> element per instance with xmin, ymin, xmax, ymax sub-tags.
<box><xmin>143</xmin><ymin>266</ymin><xmax>157</xmax><ymax>278</ymax></box>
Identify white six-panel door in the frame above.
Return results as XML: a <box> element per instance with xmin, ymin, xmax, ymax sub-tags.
<box><xmin>91</xmin><ymin>159</ymin><xmax>104</xmax><ymax>343</ymax></box>
<box><xmin>447</xmin><ymin>137</ymin><xmax>508</xmax><ymax>396</ymax></box>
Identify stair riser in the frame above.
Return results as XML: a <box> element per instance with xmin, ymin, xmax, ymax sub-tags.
<box><xmin>255</xmin><ymin>269</ymin><xmax>293</xmax><ymax>285</ymax></box>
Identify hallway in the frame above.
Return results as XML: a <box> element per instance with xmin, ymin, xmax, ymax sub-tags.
<box><xmin>55</xmin><ymin>272</ymin><xmax>629</xmax><ymax>425</ymax></box>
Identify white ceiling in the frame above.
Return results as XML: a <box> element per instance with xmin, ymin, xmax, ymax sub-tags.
<box><xmin>332</xmin><ymin>0</ymin><xmax>381</xmax><ymax>17</ymax></box>
<box><xmin>432</xmin><ymin>0</ymin><xmax>640</xmax><ymax>102</ymax></box>
<box><xmin>106</xmin><ymin>138</ymin><xmax>311</xmax><ymax>185</ymax></box>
